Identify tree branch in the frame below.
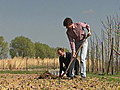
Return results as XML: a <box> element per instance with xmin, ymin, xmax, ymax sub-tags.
<box><xmin>113</xmin><ymin>48</ymin><xmax>120</xmax><ymax>55</ymax></box>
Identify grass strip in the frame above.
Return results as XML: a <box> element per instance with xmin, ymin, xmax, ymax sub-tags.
<box><xmin>0</xmin><ymin>70</ymin><xmax>45</xmax><ymax>74</ymax></box>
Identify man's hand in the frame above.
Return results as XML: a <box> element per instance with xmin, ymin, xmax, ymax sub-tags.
<box><xmin>73</xmin><ymin>52</ymin><xmax>76</xmax><ymax>58</ymax></box>
<box><xmin>87</xmin><ymin>31</ymin><xmax>91</xmax><ymax>37</ymax></box>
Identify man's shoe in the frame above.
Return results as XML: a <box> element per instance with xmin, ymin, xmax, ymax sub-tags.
<box><xmin>81</xmin><ymin>73</ymin><xmax>86</xmax><ymax>78</ymax></box>
<box><xmin>75</xmin><ymin>72</ymin><xmax>79</xmax><ymax>75</ymax></box>
<box><xmin>81</xmin><ymin>76</ymin><xmax>86</xmax><ymax>78</ymax></box>
<box><xmin>71</xmin><ymin>76</ymin><xmax>74</xmax><ymax>79</ymax></box>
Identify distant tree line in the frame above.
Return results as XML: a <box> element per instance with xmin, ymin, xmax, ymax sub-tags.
<box><xmin>0</xmin><ymin>36</ymin><xmax>9</xmax><ymax>59</ymax></box>
<box><xmin>0</xmin><ymin>36</ymin><xmax>69</xmax><ymax>59</ymax></box>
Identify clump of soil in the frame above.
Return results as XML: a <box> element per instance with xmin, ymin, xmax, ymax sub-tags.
<box><xmin>38</xmin><ymin>71</ymin><xmax>59</xmax><ymax>79</ymax></box>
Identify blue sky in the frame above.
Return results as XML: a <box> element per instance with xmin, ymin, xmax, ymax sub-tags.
<box><xmin>0</xmin><ymin>0</ymin><xmax>120</xmax><ymax>50</ymax></box>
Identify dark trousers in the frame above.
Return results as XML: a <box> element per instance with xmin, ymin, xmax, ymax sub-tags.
<box><xmin>62</xmin><ymin>66</ymin><xmax>70</xmax><ymax>77</ymax></box>
<box><xmin>74</xmin><ymin>59</ymin><xmax>79</xmax><ymax>75</ymax></box>
<box><xmin>63</xmin><ymin>58</ymin><xmax>79</xmax><ymax>77</ymax></box>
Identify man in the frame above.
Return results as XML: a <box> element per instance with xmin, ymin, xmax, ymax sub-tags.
<box><xmin>63</xmin><ymin>17</ymin><xmax>91</xmax><ymax>78</ymax></box>
<box><xmin>58</xmin><ymin>48</ymin><xmax>79</xmax><ymax>78</ymax></box>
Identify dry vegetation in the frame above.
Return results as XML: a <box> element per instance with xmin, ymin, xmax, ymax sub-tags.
<box><xmin>0</xmin><ymin>57</ymin><xmax>98</xmax><ymax>73</ymax></box>
<box><xmin>0</xmin><ymin>57</ymin><xmax>59</xmax><ymax>70</ymax></box>
<box><xmin>0</xmin><ymin>57</ymin><xmax>94</xmax><ymax>72</ymax></box>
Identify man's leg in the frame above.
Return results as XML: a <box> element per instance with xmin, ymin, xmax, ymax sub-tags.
<box><xmin>80</xmin><ymin>40</ymin><xmax>88</xmax><ymax>77</ymax></box>
<box><xmin>67</xmin><ymin>59</ymin><xmax>76</xmax><ymax>77</ymax></box>
<box><xmin>75</xmin><ymin>40</ymin><xmax>83</xmax><ymax>75</ymax></box>
<box><xmin>62</xmin><ymin>66</ymin><xmax>66</xmax><ymax>75</ymax></box>
<box><xmin>74</xmin><ymin>58</ymin><xmax>79</xmax><ymax>75</ymax></box>
<box><xmin>63</xmin><ymin>66</ymin><xmax>70</xmax><ymax>77</ymax></box>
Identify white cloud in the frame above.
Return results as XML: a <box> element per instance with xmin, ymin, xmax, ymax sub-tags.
<box><xmin>82</xmin><ymin>9</ymin><xmax>95</xmax><ymax>14</ymax></box>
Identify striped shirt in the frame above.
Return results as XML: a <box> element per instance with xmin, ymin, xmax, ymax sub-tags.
<box><xmin>66</xmin><ymin>22</ymin><xmax>90</xmax><ymax>52</ymax></box>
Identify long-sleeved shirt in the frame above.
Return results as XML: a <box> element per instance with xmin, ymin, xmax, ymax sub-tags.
<box><xmin>66</xmin><ymin>22</ymin><xmax>90</xmax><ymax>53</ymax></box>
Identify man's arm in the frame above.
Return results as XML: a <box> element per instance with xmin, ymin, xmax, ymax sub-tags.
<box><xmin>59</xmin><ymin>57</ymin><xmax>63</xmax><ymax>77</ymax></box>
<box><xmin>86</xmin><ymin>25</ymin><xmax>91</xmax><ymax>37</ymax></box>
<box><xmin>66</xmin><ymin>32</ymin><xmax>76</xmax><ymax>57</ymax></box>
<box><xmin>80</xmin><ymin>22</ymin><xmax>91</xmax><ymax>37</ymax></box>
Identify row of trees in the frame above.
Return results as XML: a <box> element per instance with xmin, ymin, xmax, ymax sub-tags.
<box><xmin>87</xmin><ymin>13</ymin><xmax>120</xmax><ymax>74</ymax></box>
<box><xmin>0</xmin><ymin>36</ymin><xmax>69</xmax><ymax>59</ymax></box>
<box><xmin>0</xmin><ymin>36</ymin><xmax>9</xmax><ymax>59</ymax></box>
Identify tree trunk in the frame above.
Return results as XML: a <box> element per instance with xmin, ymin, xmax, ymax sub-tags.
<box><xmin>91</xmin><ymin>37</ymin><xmax>94</xmax><ymax>72</ymax></box>
<box><xmin>111</xmin><ymin>38</ymin><xmax>114</xmax><ymax>75</ymax></box>
<box><xmin>115</xmin><ymin>29</ymin><xmax>119</xmax><ymax>73</ymax></box>
<box><xmin>102</xmin><ymin>42</ymin><xmax>104</xmax><ymax>73</ymax></box>
<box><xmin>87</xmin><ymin>48</ymin><xmax>90</xmax><ymax>72</ymax></box>
<box><xmin>107</xmin><ymin>37</ymin><xmax>114</xmax><ymax>74</ymax></box>
<box><xmin>96</xmin><ymin>45</ymin><xmax>98</xmax><ymax>72</ymax></box>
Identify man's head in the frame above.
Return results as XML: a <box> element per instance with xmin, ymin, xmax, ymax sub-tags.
<box><xmin>63</xmin><ymin>17</ymin><xmax>73</xmax><ymax>29</ymax></box>
<box><xmin>57</xmin><ymin>48</ymin><xmax>65</xmax><ymax>57</ymax></box>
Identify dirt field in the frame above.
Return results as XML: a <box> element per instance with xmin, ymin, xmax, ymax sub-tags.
<box><xmin>0</xmin><ymin>73</ymin><xmax>119</xmax><ymax>89</ymax></box>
